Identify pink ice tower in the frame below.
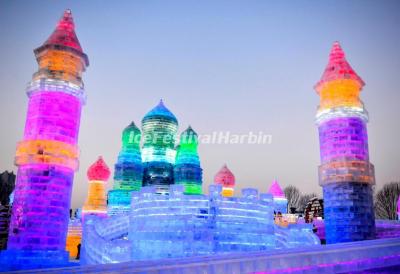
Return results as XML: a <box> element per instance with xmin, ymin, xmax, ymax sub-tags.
<box><xmin>82</xmin><ymin>157</ymin><xmax>111</xmax><ymax>220</ymax></box>
<box><xmin>1</xmin><ymin>10</ymin><xmax>89</xmax><ymax>270</ymax></box>
<box><xmin>268</xmin><ymin>180</ymin><xmax>288</xmax><ymax>214</ymax></box>
<box><xmin>214</xmin><ymin>164</ymin><xmax>235</xmax><ymax>197</ymax></box>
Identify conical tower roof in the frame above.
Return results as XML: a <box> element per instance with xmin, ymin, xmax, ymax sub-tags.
<box><xmin>35</xmin><ymin>9</ymin><xmax>89</xmax><ymax>66</ymax></box>
<box><xmin>123</xmin><ymin>121</ymin><xmax>140</xmax><ymax>134</ymax></box>
<box><xmin>181</xmin><ymin>125</ymin><xmax>198</xmax><ymax>141</ymax></box>
<box><xmin>142</xmin><ymin>99</ymin><xmax>178</xmax><ymax>124</ymax></box>
<box><xmin>268</xmin><ymin>179</ymin><xmax>285</xmax><ymax>198</ymax></box>
<box><xmin>315</xmin><ymin>41</ymin><xmax>364</xmax><ymax>93</ymax></box>
<box><xmin>87</xmin><ymin>156</ymin><xmax>111</xmax><ymax>181</ymax></box>
<box><xmin>183</xmin><ymin>125</ymin><xmax>197</xmax><ymax>136</ymax></box>
<box><xmin>214</xmin><ymin>164</ymin><xmax>235</xmax><ymax>187</ymax></box>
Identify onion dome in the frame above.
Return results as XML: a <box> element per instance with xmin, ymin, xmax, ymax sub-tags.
<box><xmin>122</xmin><ymin>121</ymin><xmax>141</xmax><ymax>148</ymax></box>
<box><xmin>87</xmin><ymin>156</ymin><xmax>111</xmax><ymax>181</ymax></box>
<box><xmin>142</xmin><ymin>99</ymin><xmax>178</xmax><ymax>125</ymax></box>
<box><xmin>214</xmin><ymin>164</ymin><xmax>235</xmax><ymax>187</ymax></box>
<box><xmin>268</xmin><ymin>179</ymin><xmax>285</xmax><ymax>198</ymax></box>
<box><xmin>35</xmin><ymin>9</ymin><xmax>89</xmax><ymax>66</ymax></box>
<box><xmin>314</xmin><ymin>41</ymin><xmax>364</xmax><ymax>93</ymax></box>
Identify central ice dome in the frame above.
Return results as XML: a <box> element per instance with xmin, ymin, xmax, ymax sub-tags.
<box><xmin>142</xmin><ymin>99</ymin><xmax>178</xmax><ymax>124</ymax></box>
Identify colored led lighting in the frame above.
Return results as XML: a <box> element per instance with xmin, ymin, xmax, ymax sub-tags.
<box><xmin>141</xmin><ymin>100</ymin><xmax>178</xmax><ymax>193</ymax></box>
<box><xmin>315</xmin><ymin>42</ymin><xmax>375</xmax><ymax>244</ymax></box>
<box><xmin>4</xmin><ymin>10</ymin><xmax>89</xmax><ymax>270</ymax></box>
<box><xmin>83</xmin><ymin>157</ymin><xmax>110</xmax><ymax>219</ymax></box>
<box><xmin>15</xmin><ymin>140</ymin><xmax>79</xmax><ymax>170</ymax></box>
<box><xmin>108</xmin><ymin>122</ymin><xmax>143</xmax><ymax>216</ymax></box>
<box><xmin>214</xmin><ymin>164</ymin><xmax>235</xmax><ymax>197</ymax></box>
<box><xmin>268</xmin><ymin>180</ymin><xmax>288</xmax><ymax>213</ymax></box>
<box><xmin>174</xmin><ymin>126</ymin><xmax>203</xmax><ymax>194</ymax></box>
<box><xmin>65</xmin><ymin>218</ymin><xmax>82</xmax><ymax>258</ymax></box>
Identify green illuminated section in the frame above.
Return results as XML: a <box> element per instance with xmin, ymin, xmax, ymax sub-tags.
<box><xmin>174</xmin><ymin>126</ymin><xmax>203</xmax><ymax>194</ymax></box>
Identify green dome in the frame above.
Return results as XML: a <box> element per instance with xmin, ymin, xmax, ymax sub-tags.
<box><xmin>122</xmin><ymin>121</ymin><xmax>141</xmax><ymax>148</ymax></box>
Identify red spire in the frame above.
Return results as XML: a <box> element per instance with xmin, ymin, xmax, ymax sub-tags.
<box><xmin>87</xmin><ymin>156</ymin><xmax>111</xmax><ymax>181</ymax></box>
<box><xmin>43</xmin><ymin>9</ymin><xmax>83</xmax><ymax>52</ymax></box>
<box><xmin>315</xmin><ymin>42</ymin><xmax>364</xmax><ymax>92</ymax></box>
<box><xmin>214</xmin><ymin>164</ymin><xmax>235</xmax><ymax>187</ymax></box>
<box><xmin>35</xmin><ymin>9</ymin><xmax>89</xmax><ymax>66</ymax></box>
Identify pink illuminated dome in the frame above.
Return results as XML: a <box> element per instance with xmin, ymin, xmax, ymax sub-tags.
<box><xmin>314</xmin><ymin>41</ymin><xmax>364</xmax><ymax>93</ymax></box>
<box><xmin>268</xmin><ymin>179</ymin><xmax>285</xmax><ymax>198</ymax></box>
<box><xmin>214</xmin><ymin>164</ymin><xmax>235</xmax><ymax>187</ymax></box>
<box><xmin>87</xmin><ymin>156</ymin><xmax>111</xmax><ymax>181</ymax></box>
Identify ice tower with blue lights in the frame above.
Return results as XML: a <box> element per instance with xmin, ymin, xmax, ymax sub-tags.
<box><xmin>141</xmin><ymin>100</ymin><xmax>178</xmax><ymax>194</ymax></box>
<box><xmin>315</xmin><ymin>42</ymin><xmax>375</xmax><ymax>244</ymax></box>
<box><xmin>108</xmin><ymin>122</ymin><xmax>143</xmax><ymax>215</ymax></box>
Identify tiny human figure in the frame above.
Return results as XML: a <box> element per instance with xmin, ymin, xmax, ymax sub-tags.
<box><xmin>76</xmin><ymin>243</ymin><xmax>81</xmax><ymax>260</ymax></box>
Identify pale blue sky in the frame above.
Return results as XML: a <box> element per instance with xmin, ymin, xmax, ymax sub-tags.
<box><xmin>0</xmin><ymin>0</ymin><xmax>399</xmax><ymax>207</ymax></box>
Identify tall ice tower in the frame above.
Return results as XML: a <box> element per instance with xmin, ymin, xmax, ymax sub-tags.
<box><xmin>142</xmin><ymin>100</ymin><xmax>178</xmax><ymax>194</ymax></box>
<box><xmin>174</xmin><ymin>126</ymin><xmax>203</xmax><ymax>194</ymax></box>
<box><xmin>2</xmin><ymin>10</ymin><xmax>89</xmax><ymax>269</ymax></box>
<box><xmin>315</xmin><ymin>42</ymin><xmax>375</xmax><ymax>243</ymax></box>
<box><xmin>108</xmin><ymin>122</ymin><xmax>143</xmax><ymax>215</ymax></box>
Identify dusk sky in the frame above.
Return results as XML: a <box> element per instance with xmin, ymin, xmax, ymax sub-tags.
<box><xmin>0</xmin><ymin>0</ymin><xmax>399</xmax><ymax>208</ymax></box>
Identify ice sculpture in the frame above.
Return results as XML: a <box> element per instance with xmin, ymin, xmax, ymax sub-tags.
<box><xmin>82</xmin><ymin>157</ymin><xmax>110</xmax><ymax>220</ymax></box>
<box><xmin>108</xmin><ymin>122</ymin><xmax>143</xmax><ymax>216</ymax></box>
<box><xmin>0</xmin><ymin>9</ymin><xmax>89</xmax><ymax>270</ymax></box>
<box><xmin>268</xmin><ymin>179</ymin><xmax>288</xmax><ymax>213</ymax></box>
<box><xmin>174</xmin><ymin>126</ymin><xmax>203</xmax><ymax>194</ymax></box>
<box><xmin>214</xmin><ymin>164</ymin><xmax>235</xmax><ymax>197</ymax></box>
<box><xmin>141</xmin><ymin>100</ymin><xmax>178</xmax><ymax>194</ymax></box>
<box><xmin>315</xmin><ymin>42</ymin><xmax>375</xmax><ymax>243</ymax></box>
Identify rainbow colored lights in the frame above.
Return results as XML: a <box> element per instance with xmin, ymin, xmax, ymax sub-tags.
<box><xmin>2</xmin><ymin>9</ymin><xmax>89</xmax><ymax>269</ymax></box>
<box><xmin>174</xmin><ymin>126</ymin><xmax>203</xmax><ymax>194</ymax></box>
<box><xmin>315</xmin><ymin>42</ymin><xmax>375</xmax><ymax>243</ymax></box>
<box><xmin>82</xmin><ymin>157</ymin><xmax>110</xmax><ymax>219</ymax></box>
<box><xmin>108</xmin><ymin>122</ymin><xmax>143</xmax><ymax>215</ymax></box>
<box><xmin>214</xmin><ymin>164</ymin><xmax>235</xmax><ymax>197</ymax></box>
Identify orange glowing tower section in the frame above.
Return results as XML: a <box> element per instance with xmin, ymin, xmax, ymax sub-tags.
<box><xmin>214</xmin><ymin>164</ymin><xmax>235</xmax><ymax>197</ymax></box>
<box><xmin>82</xmin><ymin>157</ymin><xmax>110</xmax><ymax>219</ymax></box>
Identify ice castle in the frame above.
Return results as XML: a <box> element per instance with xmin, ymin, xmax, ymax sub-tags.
<box><xmin>2</xmin><ymin>9</ymin><xmax>400</xmax><ymax>273</ymax></box>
